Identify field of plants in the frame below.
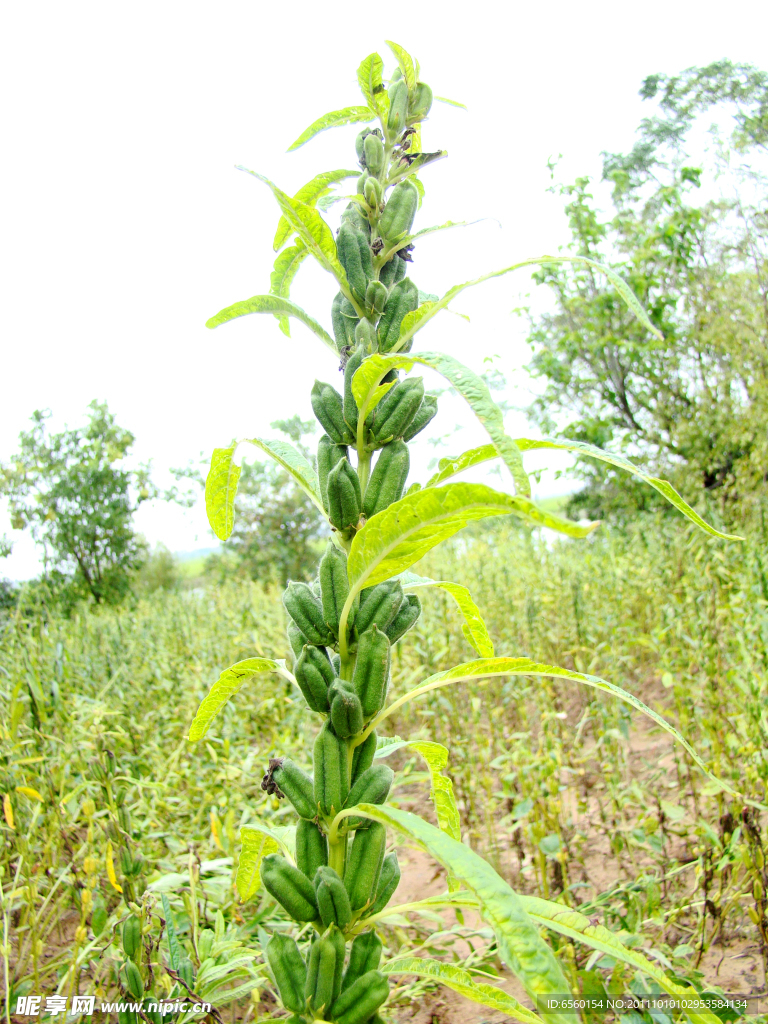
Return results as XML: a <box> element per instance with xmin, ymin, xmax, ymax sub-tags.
<box><xmin>3</xmin><ymin>513</ymin><xmax>767</xmax><ymax>1021</ymax></box>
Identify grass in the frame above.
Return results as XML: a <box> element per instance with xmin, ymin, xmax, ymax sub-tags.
<box><xmin>2</xmin><ymin>512</ymin><xmax>767</xmax><ymax>1020</ymax></box>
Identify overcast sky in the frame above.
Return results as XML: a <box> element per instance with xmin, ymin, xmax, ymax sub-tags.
<box><xmin>2</xmin><ymin>0</ymin><xmax>766</xmax><ymax>579</ymax></box>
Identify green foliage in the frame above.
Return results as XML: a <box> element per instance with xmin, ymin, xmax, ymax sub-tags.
<box><xmin>0</xmin><ymin>402</ymin><xmax>152</xmax><ymax>605</ymax></box>
<box><xmin>192</xmin><ymin>41</ymin><xmax>737</xmax><ymax>1024</ymax></box>
<box><xmin>526</xmin><ymin>61</ymin><xmax>768</xmax><ymax>519</ymax></box>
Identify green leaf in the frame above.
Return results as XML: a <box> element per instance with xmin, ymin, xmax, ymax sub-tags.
<box><xmin>237</xmin><ymin>824</ymin><xmax>282</xmax><ymax>901</ymax></box>
<box><xmin>346</xmin><ymin>483</ymin><xmax>596</xmax><ymax>599</ymax></box>
<box><xmin>352</xmin><ymin>352</ymin><xmax>531</xmax><ymax>496</ymax></box>
<box><xmin>269</xmin><ymin>240</ymin><xmax>309</xmax><ymax>336</ymax></box>
<box><xmin>205</xmin><ymin>446</ymin><xmax>240</xmax><ymax>540</ymax></box>
<box><xmin>395</xmin><ymin>256</ymin><xmax>663</xmax><ymax>357</ymax></box>
<box><xmin>189</xmin><ymin>658</ymin><xmax>281</xmax><ymax>741</ymax></box>
<box><xmin>236</xmin><ymin>168</ymin><xmax>348</xmax><ymax>288</ymax></box>
<box><xmin>375</xmin><ymin>657</ymin><xmax>749</xmax><ymax>803</ymax></box>
<box><xmin>287</xmin><ymin>106</ymin><xmax>376</xmax><ymax>151</ymax></box>
<box><xmin>425</xmin><ymin>444</ymin><xmax>498</xmax><ymax>487</ymax></box>
<box><xmin>434</xmin><ymin>95</ymin><xmax>468</xmax><ymax>110</ymax></box>
<box><xmin>239</xmin><ymin>437</ymin><xmax>326</xmax><ymax>516</ymax></box>
<box><xmin>512</xmin><ymin>437</ymin><xmax>742</xmax><ymax>542</ymax></box>
<box><xmin>161</xmin><ymin>893</ymin><xmax>183</xmax><ymax>971</ymax></box>
<box><xmin>391</xmin><ymin>150</ymin><xmax>447</xmax><ymax>180</ymax></box>
<box><xmin>205</xmin><ymin>293</ymin><xmax>337</xmax><ymax>355</ymax></box>
<box><xmin>273</xmin><ymin>169</ymin><xmax>359</xmax><ymax>252</ymax></box>
<box><xmin>398</xmin><ymin>302</ymin><xmax>435</xmax><ymax>341</ymax></box>
<box><xmin>399</xmin><ymin>570</ymin><xmax>494</xmax><ymax>656</ymax></box>
<box><xmin>357</xmin><ymin>53</ymin><xmax>388</xmax><ymax>119</ymax></box>
<box><xmin>379</xmin><ymin>220</ymin><xmax>478</xmax><ymax>262</ymax></box>
<box><xmin>385</xmin><ymin>40</ymin><xmax>417</xmax><ymax>92</ymax></box>
<box><xmin>515</xmin><ymin>895</ymin><xmax>722</xmax><ymax>1024</ymax></box>
<box><xmin>353</xmin><ymin>804</ymin><xmax>578</xmax><ymax>1023</ymax></box>
<box><xmin>382</xmin><ymin>957</ymin><xmax>543</xmax><ymax>1024</ymax></box>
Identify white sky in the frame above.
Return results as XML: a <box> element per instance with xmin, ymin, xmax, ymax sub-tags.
<box><xmin>2</xmin><ymin>0</ymin><xmax>767</xmax><ymax>579</ymax></box>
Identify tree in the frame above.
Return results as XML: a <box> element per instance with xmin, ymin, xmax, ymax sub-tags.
<box><xmin>1</xmin><ymin>402</ymin><xmax>152</xmax><ymax>604</ymax></box>
<box><xmin>526</xmin><ymin>61</ymin><xmax>768</xmax><ymax>519</ymax></box>
<box><xmin>206</xmin><ymin>416</ymin><xmax>324</xmax><ymax>586</ymax></box>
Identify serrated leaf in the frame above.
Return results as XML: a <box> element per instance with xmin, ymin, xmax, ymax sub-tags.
<box><xmin>425</xmin><ymin>444</ymin><xmax>497</xmax><ymax>487</ymax></box>
<box><xmin>205</xmin><ymin>446</ymin><xmax>240</xmax><ymax>540</ymax></box>
<box><xmin>382</xmin><ymin>957</ymin><xmax>543</xmax><ymax>1024</ymax></box>
<box><xmin>353</xmin><ymin>804</ymin><xmax>577</xmax><ymax>1023</ymax></box>
<box><xmin>357</xmin><ymin>53</ymin><xmax>388</xmax><ymax>119</ymax></box>
<box><xmin>399</xmin><ymin>570</ymin><xmax>494</xmax><ymax>657</ymax></box>
<box><xmin>375</xmin><ymin>657</ymin><xmax>747</xmax><ymax>801</ymax></box>
<box><xmin>269</xmin><ymin>240</ymin><xmax>309</xmax><ymax>336</ymax></box>
<box><xmin>189</xmin><ymin>659</ymin><xmax>281</xmax><ymax>741</ymax></box>
<box><xmin>434</xmin><ymin>94</ymin><xmax>468</xmax><ymax>110</ymax></box>
<box><xmin>161</xmin><ymin>893</ymin><xmax>183</xmax><ymax>971</ymax></box>
<box><xmin>512</xmin><ymin>438</ymin><xmax>742</xmax><ymax>542</ymax></box>
<box><xmin>351</xmin><ymin>352</ymin><xmax>530</xmax><ymax>496</ymax></box>
<box><xmin>346</xmin><ymin>483</ymin><xmax>596</xmax><ymax>599</ymax></box>
<box><xmin>237</xmin><ymin>825</ymin><xmax>281</xmax><ymax>901</ymax></box>
<box><xmin>205</xmin><ymin>293</ymin><xmax>337</xmax><ymax>354</ymax></box>
<box><xmin>395</xmin><ymin>256</ymin><xmax>664</xmax><ymax>358</ymax></box>
<box><xmin>385</xmin><ymin>40</ymin><xmax>417</xmax><ymax>92</ymax></box>
<box><xmin>273</xmin><ymin>169</ymin><xmax>359</xmax><ymax>251</ymax></box>
<box><xmin>240</xmin><ymin>437</ymin><xmax>325</xmax><ymax>515</ymax></box>
<box><xmin>287</xmin><ymin>106</ymin><xmax>376</xmax><ymax>151</ymax></box>
<box><xmin>237</xmin><ymin>168</ymin><xmax>348</xmax><ymax>287</ymax></box>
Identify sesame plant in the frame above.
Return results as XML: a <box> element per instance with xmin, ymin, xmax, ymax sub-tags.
<box><xmin>191</xmin><ymin>43</ymin><xmax>740</xmax><ymax>1024</ymax></box>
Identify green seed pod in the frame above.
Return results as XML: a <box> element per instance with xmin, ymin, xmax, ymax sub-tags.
<box><xmin>344</xmin><ymin>764</ymin><xmax>394</xmax><ymax>828</ymax></box>
<box><xmin>370</xmin><ymin>377</ymin><xmax>425</xmax><ymax>444</ymax></box>
<box><xmin>330</xmin><ymin>682</ymin><xmax>364</xmax><ymax>738</ymax></box>
<box><xmin>326</xmin><ymin>458</ymin><xmax>362</xmax><ymax>533</ymax></box>
<box><xmin>272</xmin><ymin>758</ymin><xmax>316</xmax><ymax>820</ymax></box>
<box><xmin>294</xmin><ymin>644</ymin><xmax>333</xmax><ymax>713</ymax></box>
<box><xmin>379</xmin><ymin>181</ymin><xmax>419</xmax><ymax>245</ymax></box>
<box><xmin>368</xmin><ymin>850</ymin><xmax>401</xmax><ymax>916</ymax></box>
<box><xmin>121</xmin><ymin>960</ymin><xmax>144</xmax><ymax>1000</ymax></box>
<box><xmin>305</xmin><ymin>924</ymin><xmax>345</xmax><ymax>1015</ymax></box>
<box><xmin>363</xmin><ymin>133</ymin><xmax>385</xmax><ymax>175</ymax></box>
<box><xmin>336</xmin><ymin>222</ymin><xmax>373</xmax><ymax>304</ymax></box>
<box><xmin>287</xmin><ymin>618</ymin><xmax>308</xmax><ymax>659</ymax></box>
<box><xmin>402</xmin><ymin>393</ymin><xmax>438</xmax><ymax>440</ymax></box>
<box><xmin>314</xmin><ymin>720</ymin><xmax>350</xmax><ymax>817</ymax></box>
<box><xmin>296</xmin><ymin>818</ymin><xmax>328</xmax><ymax>880</ymax></box>
<box><xmin>352</xmin><ymin>624</ymin><xmax>391</xmax><ymax>718</ymax></box>
<box><xmin>198</xmin><ymin>928</ymin><xmax>214</xmax><ymax>961</ymax></box>
<box><xmin>364</xmin><ymin>176</ymin><xmax>383</xmax><ymax>209</ymax></box>
<box><xmin>408</xmin><ymin>82</ymin><xmax>433</xmax><ymax>121</ymax></box>
<box><xmin>356</xmin><ymin>582</ymin><xmax>403</xmax><ymax>636</ymax></box>
<box><xmin>355</xmin><ymin>318</ymin><xmax>377</xmax><ymax>353</ymax></box>
<box><xmin>91</xmin><ymin>895</ymin><xmax>107</xmax><ymax>936</ymax></box>
<box><xmin>387</xmin><ymin>78</ymin><xmax>409</xmax><ymax>136</ymax></box>
<box><xmin>319</xmin><ymin>542</ymin><xmax>357</xmax><ymax>641</ymax></box>
<box><xmin>379</xmin><ymin>253</ymin><xmax>407</xmax><ymax>290</ymax></box>
<box><xmin>343</xmin><ymin>821</ymin><xmax>387</xmax><ymax>912</ymax></box>
<box><xmin>341</xmin><ymin>201</ymin><xmax>371</xmax><ymax>238</ymax></box>
<box><xmin>345</xmin><ymin>764</ymin><xmax>394</xmax><ymax>809</ymax></box>
<box><xmin>311</xmin><ymin>381</ymin><xmax>354</xmax><ymax>445</ymax></box>
<box><xmin>351</xmin><ymin>729</ymin><xmax>378</xmax><ymax>784</ymax></box>
<box><xmin>365</xmin><ymin>280</ymin><xmax>388</xmax><ymax>317</ymax></box>
<box><xmin>385</xmin><ymin>593</ymin><xmax>421</xmax><ymax>644</ymax></box>
<box><xmin>117</xmin><ymin>1010</ymin><xmax>138</xmax><ymax>1024</ymax></box>
<box><xmin>363</xmin><ymin>441</ymin><xmax>410</xmax><ymax>519</ymax></box>
<box><xmin>314</xmin><ymin>865</ymin><xmax>353</xmax><ymax>930</ymax></box>
<box><xmin>377</xmin><ymin>278</ymin><xmax>419</xmax><ymax>353</ymax></box>
<box><xmin>332</xmin><ymin>292</ymin><xmax>359</xmax><ymax>352</ymax></box>
<box><xmin>283</xmin><ymin>581</ymin><xmax>335</xmax><ymax>647</ymax></box>
<box><xmin>356</xmin><ymin>130</ymin><xmax>370</xmax><ymax>165</ymax></box>
<box><xmin>317</xmin><ymin>435</ymin><xmax>349</xmax><ymax>512</ymax></box>
<box><xmin>343</xmin><ymin>347</ymin><xmax>364</xmax><ymax>438</ymax></box>
<box><xmin>331</xmin><ymin>970</ymin><xmax>390</xmax><ymax>1024</ymax></box>
<box><xmin>266</xmin><ymin>933</ymin><xmax>307</xmax><ymax>1014</ymax></box>
<box><xmin>341</xmin><ymin>931</ymin><xmax>383</xmax><ymax>993</ymax></box>
<box><xmin>142</xmin><ymin>1001</ymin><xmax>162</xmax><ymax>1024</ymax></box>
<box><xmin>122</xmin><ymin>915</ymin><xmax>141</xmax><ymax>959</ymax></box>
<box><xmin>261</xmin><ymin>853</ymin><xmax>319</xmax><ymax>923</ymax></box>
